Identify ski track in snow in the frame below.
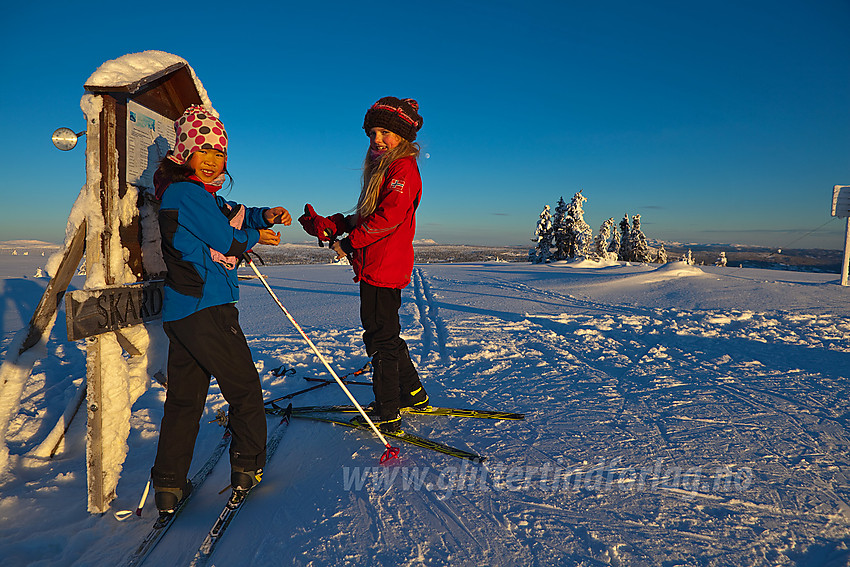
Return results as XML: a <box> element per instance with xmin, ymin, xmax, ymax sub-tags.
<box><xmin>411</xmin><ymin>267</ymin><xmax>450</xmax><ymax>366</ymax></box>
<box><xmin>2</xmin><ymin>261</ymin><xmax>850</xmax><ymax>566</ymax></box>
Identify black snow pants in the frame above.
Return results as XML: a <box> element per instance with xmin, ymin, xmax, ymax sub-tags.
<box><xmin>151</xmin><ymin>303</ymin><xmax>267</xmax><ymax>489</ymax></box>
<box><xmin>359</xmin><ymin>281</ymin><xmax>425</xmax><ymax>420</ymax></box>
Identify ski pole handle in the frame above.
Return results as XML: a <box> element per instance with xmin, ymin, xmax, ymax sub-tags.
<box><xmin>135</xmin><ymin>480</ymin><xmax>151</xmax><ymax>516</ymax></box>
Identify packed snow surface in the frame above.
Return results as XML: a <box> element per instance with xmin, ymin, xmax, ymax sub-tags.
<box><xmin>1</xmin><ymin>252</ymin><xmax>850</xmax><ymax>566</ymax></box>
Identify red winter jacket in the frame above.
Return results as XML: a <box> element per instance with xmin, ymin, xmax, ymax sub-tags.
<box><xmin>339</xmin><ymin>156</ymin><xmax>421</xmax><ymax>289</ymax></box>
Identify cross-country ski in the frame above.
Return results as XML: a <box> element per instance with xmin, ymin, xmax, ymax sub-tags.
<box><xmin>189</xmin><ymin>405</ymin><xmax>292</xmax><ymax>567</ymax></box>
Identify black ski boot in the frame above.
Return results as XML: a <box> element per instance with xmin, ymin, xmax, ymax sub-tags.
<box><xmin>352</xmin><ymin>411</ymin><xmax>402</xmax><ymax>434</ymax></box>
<box><xmin>228</xmin><ymin>467</ymin><xmax>263</xmax><ymax>509</ymax></box>
<box><xmin>154</xmin><ymin>480</ymin><xmax>192</xmax><ymax>515</ymax></box>
<box><xmin>378</xmin><ymin>413</ymin><xmax>402</xmax><ymax>434</ymax></box>
<box><xmin>398</xmin><ymin>343</ymin><xmax>429</xmax><ymax>410</ymax></box>
<box><xmin>231</xmin><ymin>467</ymin><xmax>263</xmax><ymax>492</ymax></box>
<box><xmin>400</xmin><ymin>386</ymin><xmax>430</xmax><ymax>411</ymax></box>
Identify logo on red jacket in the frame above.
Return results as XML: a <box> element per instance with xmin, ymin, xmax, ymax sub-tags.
<box><xmin>389</xmin><ymin>179</ymin><xmax>405</xmax><ymax>192</ymax></box>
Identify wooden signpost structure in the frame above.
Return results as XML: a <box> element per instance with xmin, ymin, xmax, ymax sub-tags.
<box><xmin>76</xmin><ymin>53</ymin><xmax>207</xmax><ymax>513</ymax></box>
<box><xmin>7</xmin><ymin>52</ymin><xmax>210</xmax><ymax>513</ymax></box>
<box><xmin>832</xmin><ymin>185</ymin><xmax>850</xmax><ymax>286</ymax></box>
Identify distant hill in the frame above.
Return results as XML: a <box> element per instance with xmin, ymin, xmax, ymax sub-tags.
<box><xmin>252</xmin><ymin>243</ymin><xmax>529</xmax><ymax>265</ymax></box>
<box><xmin>0</xmin><ymin>238</ymin><xmax>839</xmax><ymax>274</ymax></box>
<box><xmin>0</xmin><ymin>240</ymin><xmax>60</xmax><ymax>249</ymax></box>
<box><xmin>660</xmin><ymin>242</ymin><xmax>843</xmax><ymax>273</ymax></box>
<box><xmin>253</xmin><ymin>241</ymin><xmax>843</xmax><ymax>274</ymax></box>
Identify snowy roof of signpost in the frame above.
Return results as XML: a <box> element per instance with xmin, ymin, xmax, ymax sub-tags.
<box><xmin>83</xmin><ymin>50</ymin><xmax>216</xmax><ymax>115</ymax></box>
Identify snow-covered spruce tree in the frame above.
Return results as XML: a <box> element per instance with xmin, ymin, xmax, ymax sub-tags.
<box><xmin>715</xmin><ymin>251</ymin><xmax>727</xmax><ymax>267</ymax></box>
<box><xmin>618</xmin><ymin>215</ymin><xmax>632</xmax><ymax>261</ymax></box>
<box><xmin>629</xmin><ymin>214</ymin><xmax>651</xmax><ymax>263</ymax></box>
<box><xmin>594</xmin><ymin>218</ymin><xmax>617</xmax><ymax>261</ymax></box>
<box><xmin>607</xmin><ymin>223</ymin><xmax>621</xmax><ymax>259</ymax></box>
<box><xmin>530</xmin><ymin>204</ymin><xmax>554</xmax><ymax>263</ymax></box>
<box><xmin>566</xmin><ymin>190</ymin><xmax>593</xmax><ymax>259</ymax></box>
<box><xmin>655</xmin><ymin>243</ymin><xmax>668</xmax><ymax>263</ymax></box>
<box><xmin>683</xmin><ymin>249</ymin><xmax>694</xmax><ymax>265</ymax></box>
<box><xmin>551</xmin><ymin>197</ymin><xmax>571</xmax><ymax>260</ymax></box>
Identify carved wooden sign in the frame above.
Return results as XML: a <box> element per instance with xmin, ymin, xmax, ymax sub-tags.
<box><xmin>65</xmin><ymin>281</ymin><xmax>163</xmax><ymax>341</ymax></box>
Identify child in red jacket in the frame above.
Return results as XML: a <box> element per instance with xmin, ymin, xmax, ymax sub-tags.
<box><xmin>299</xmin><ymin>97</ymin><xmax>429</xmax><ymax>432</ymax></box>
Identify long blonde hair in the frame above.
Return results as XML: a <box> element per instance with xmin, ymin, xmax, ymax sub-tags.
<box><xmin>357</xmin><ymin>138</ymin><xmax>420</xmax><ymax>219</ymax></box>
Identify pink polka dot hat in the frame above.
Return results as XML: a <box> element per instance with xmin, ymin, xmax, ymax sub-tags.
<box><xmin>167</xmin><ymin>104</ymin><xmax>228</xmax><ymax>166</ymax></box>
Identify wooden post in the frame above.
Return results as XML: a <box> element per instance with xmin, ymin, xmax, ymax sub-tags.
<box><xmin>16</xmin><ymin>221</ymin><xmax>86</xmax><ymax>356</ymax></box>
<box><xmin>86</xmin><ymin>94</ymin><xmax>120</xmax><ymax>513</ymax></box>
<box><xmin>832</xmin><ymin>186</ymin><xmax>850</xmax><ymax>287</ymax></box>
<box><xmin>0</xmin><ymin>221</ymin><xmax>86</xmax><ymax>473</ymax></box>
<box><xmin>842</xmin><ymin>217</ymin><xmax>850</xmax><ymax>287</ymax></box>
<box><xmin>85</xmin><ymin>334</ymin><xmax>105</xmax><ymax>511</ymax></box>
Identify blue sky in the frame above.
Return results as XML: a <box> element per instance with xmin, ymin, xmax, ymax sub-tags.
<box><xmin>2</xmin><ymin>0</ymin><xmax>848</xmax><ymax>249</ymax></box>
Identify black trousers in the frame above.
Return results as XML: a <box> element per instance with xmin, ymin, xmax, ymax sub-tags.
<box><xmin>151</xmin><ymin>304</ymin><xmax>267</xmax><ymax>489</ymax></box>
<box><xmin>360</xmin><ymin>281</ymin><xmax>424</xmax><ymax>419</ymax></box>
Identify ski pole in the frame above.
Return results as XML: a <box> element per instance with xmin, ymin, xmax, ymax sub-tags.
<box><xmin>263</xmin><ymin>362</ymin><xmax>371</xmax><ymax>406</ymax></box>
<box><xmin>264</xmin><ymin>378</ymin><xmax>351</xmax><ymax>405</ymax></box>
<box><xmin>303</xmin><ymin>361</ymin><xmax>371</xmax><ymax>384</ymax></box>
<box><xmin>302</xmin><ymin>377</ymin><xmax>372</xmax><ymax>386</ymax></box>
<box><xmin>244</xmin><ymin>256</ymin><xmax>400</xmax><ymax>463</ymax></box>
<box><xmin>135</xmin><ymin>480</ymin><xmax>151</xmax><ymax>516</ymax></box>
<box><xmin>113</xmin><ymin>479</ymin><xmax>151</xmax><ymax>521</ymax></box>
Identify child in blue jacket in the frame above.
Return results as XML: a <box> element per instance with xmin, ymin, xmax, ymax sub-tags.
<box><xmin>151</xmin><ymin>105</ymin><xmax>291</xmax><ymax>514</ymax></box>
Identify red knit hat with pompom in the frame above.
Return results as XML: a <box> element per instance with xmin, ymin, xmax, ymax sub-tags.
<box><xmin>363</xmin><ymin>97</ymin><xmax>423</xmax><ymax>142</ymax></box>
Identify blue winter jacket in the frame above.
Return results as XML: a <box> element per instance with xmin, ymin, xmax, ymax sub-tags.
<box><xmin>158</xmin><ymin>180</ymin><xmax>270</xmax><ymax>322</ymax></box>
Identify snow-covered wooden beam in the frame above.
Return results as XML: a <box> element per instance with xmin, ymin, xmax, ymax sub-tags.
<box><xmin>832</xmin><ymin>185</ymin><xmax>850</xmax><ymax>286</ymax></box>
<box><xmin>78</xmin><ymin>51</ymin><xmax>211</xmax><ymax>513</ymax></box>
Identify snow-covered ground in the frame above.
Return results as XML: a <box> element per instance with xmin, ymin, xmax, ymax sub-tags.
<box><xmin>1</xmin><ymin>251</ymin><xmax>850</xmax><ymax>566</ymax></box>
